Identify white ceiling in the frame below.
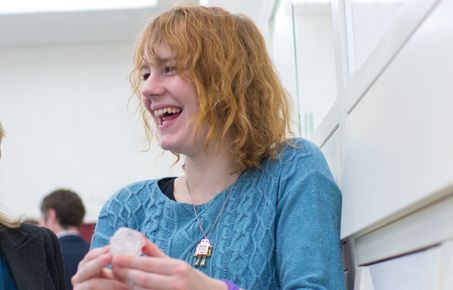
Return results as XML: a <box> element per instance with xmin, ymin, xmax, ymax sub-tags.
<box><xmin>0</xmin><ymin>0</ymin><xmax>266</xmax><ymax>48</ymax></box>
<box><xmin>0</xmin><ymin>9</ymin><xmax>149</xmax><ymax>48</ymax></box>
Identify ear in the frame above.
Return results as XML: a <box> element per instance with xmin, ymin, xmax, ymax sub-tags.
<box><xmin>46</xmin><ymin>208</ymin><xmax>58</xmax><ymax>225</ymax></box>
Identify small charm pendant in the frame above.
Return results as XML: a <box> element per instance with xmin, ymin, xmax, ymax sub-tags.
<box><xmin>194</xmin><ymin>238</ymin><xmax>212</xmax><ymax>267</ymax></box>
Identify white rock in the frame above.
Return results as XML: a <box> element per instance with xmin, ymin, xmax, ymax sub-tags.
<box><xmin>110</xmin><ymin>227</ymin><xmax>145</xmax><ymax>256</ymax></box>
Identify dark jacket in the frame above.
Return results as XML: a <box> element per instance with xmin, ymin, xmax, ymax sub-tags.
<box><xmin>59</xmin><ymin>234</ymin><xmax>89</xmax><ymax>290</ymax></box>
<box><xmin>0</xmin><ymin>223</ymin><xmax>66</xmax><ymax>290</ymax></box>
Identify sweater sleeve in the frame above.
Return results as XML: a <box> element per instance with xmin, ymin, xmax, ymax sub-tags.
<box><xmin>91</xmin><ymin>191</ymin><xmax>129</xmax><ymax>249</ymax></box>
<box><xmin>91</xmin><ymin>181</ymin><xmax>156</xmax><ymax>249</ymax></box>
<box><xmin>276</xmin><ymin>157</ymin><xmax>345</xmax><ymax>289</ymax></box>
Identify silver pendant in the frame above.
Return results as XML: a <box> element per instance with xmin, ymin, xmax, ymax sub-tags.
<box><xmin>194</xmin><ymin>238</ymin><xmax>212</xmax><ymax>267</ymax></box>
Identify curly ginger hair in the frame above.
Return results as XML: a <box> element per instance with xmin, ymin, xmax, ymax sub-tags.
<box><xmin>130</xmin><ymin>6</ymin><xmax>293</xmax><ymax>171</ymax></box>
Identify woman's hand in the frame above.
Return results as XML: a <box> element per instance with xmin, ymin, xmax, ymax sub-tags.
<box><xmin>72</xmin><ymin>246</ymin><xmax>129</xmax><ymax>290</ymax></box>
<box><xmin>112</xmin><ymin>239</ymin><xmax>227</xmax><ymax>290</ymax></box>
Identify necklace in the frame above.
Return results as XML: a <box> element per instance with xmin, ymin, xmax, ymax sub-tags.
<box><xmin>185</xmin><ymin>177</ymin><xmax>237</xmax><ymax>267</ymax></box>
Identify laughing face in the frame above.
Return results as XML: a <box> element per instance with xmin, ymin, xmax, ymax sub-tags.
<box><xmin>140</xmin><ymin>45</ymin><xmax>205</xmax><ymax>156</ymax></box>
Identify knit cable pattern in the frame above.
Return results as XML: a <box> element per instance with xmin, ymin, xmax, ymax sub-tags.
<box><xmin>91</xmin><ymin>138</ymin><xmax>345</xmax><ymax>290</ymax></box>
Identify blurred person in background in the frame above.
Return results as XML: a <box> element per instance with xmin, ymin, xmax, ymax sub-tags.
<box><xmin>0</xmin><ymin>121</ymin><xmax>66</xmax><ymax>290</ymax></box>
<box><xmin>40</xmin><ymin>189</ymin><xmax>89</xmax><ymax>290</ymax></box>
<box><xmin>23</xmin><ymin>217</ymin><xmax>40</xmax><ymax>225</ymax></box>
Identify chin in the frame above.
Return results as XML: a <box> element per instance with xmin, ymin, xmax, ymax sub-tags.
<box><xmin>159</xmin><ymin>139</ymin><xmax>181</xmax><ymax>152</ymax></box>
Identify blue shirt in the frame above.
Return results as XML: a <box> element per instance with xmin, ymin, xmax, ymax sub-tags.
<box><xmin>92</xmin><ymin>138</ymin><xmax>345</xmax><ymax>290</ymax></box>
<box><xmin>0</xmin><ymin>251</ymin><xmax>17</xmax><ymax>290</ymax></box>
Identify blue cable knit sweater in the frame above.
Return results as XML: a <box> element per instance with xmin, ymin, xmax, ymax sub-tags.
<box><xmin>92</xmin><ymin>138</ymin><xmax>345</xmax><ymax>290</ymax></box>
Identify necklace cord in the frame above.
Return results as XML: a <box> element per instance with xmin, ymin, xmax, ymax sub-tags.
<box><xmin>185</xmin><ymin>178</ymin><xmax>237</xmax><ymax>240</ymax></box>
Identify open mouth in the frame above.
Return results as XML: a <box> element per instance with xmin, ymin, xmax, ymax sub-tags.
<box><xmin>154</xmin><ymin>107</ymin><xmax>182</xmax><ymax>126</ymax></box>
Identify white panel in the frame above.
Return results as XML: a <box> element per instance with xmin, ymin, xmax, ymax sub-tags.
<box><xmin>344</xmin><ymin>0</ymin><xmax>439</xmax><ymax>111</ymax></box>
<box><xmin>347</xmin><ymin>0</ymin><xmax>406</xmax><ymax>72</ymax></box>
<box><xmin>320</xmin><ymin>128</ymin><xmax>342</xmax><ymax>185</ymax></box>
<box><xmin>354</xmin><ymin>267</ymin><xmax>375</xmax><ymax>290</ymax></box>
<box><xmin>367</xmin><ymin>247</ymin><xmax>441</xmax><ymax>290</ymax></box>
<box><xmin>311</xmin><ymin>100</ymin><xmax>340</xmax><ymax>149</ymax></box>
<box><xmin>439</xmin><ymin>240</ymin><xmax>453</xmax><ymax>290</ymax></box>
<box><xmin>341</xmin><ymin>0</ymin><xmax>453</xmax><ymax>236</ymax></box>
<box><xmin>355</xmin><ymin>191</ymin><xmax>453</xmax><ymax>265</ymax></box>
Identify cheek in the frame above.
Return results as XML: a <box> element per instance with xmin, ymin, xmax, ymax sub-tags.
<box><xmin>142</xmin><ymin>97</ymin><xmax>152</xmax><ymax>112</ymax></box>
<box><xmin>183</xmin><ymin>88</ymin><xmax>199</xmax><ymax>112</ymax></box>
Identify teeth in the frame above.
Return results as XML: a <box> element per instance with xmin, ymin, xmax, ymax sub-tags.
<box><xmin>154</xmin><ymin>107</ymin><xmax>181</xmax><ymax>118</ymax></box>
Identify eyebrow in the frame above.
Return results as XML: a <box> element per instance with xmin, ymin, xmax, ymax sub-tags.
<box><xmin>157</xmin><ymin>57</ymin><xmax>176</xmax><ymax>64</ymax></box>
<box><xmin>140</xmin><ymin>57</ymin><xmax>177</xmax><ymax>70</ymax></box>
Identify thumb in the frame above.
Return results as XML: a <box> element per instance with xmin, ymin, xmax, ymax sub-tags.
<box><xmin>142</xmin><ymin>238</ymin><xmax>167</xmax><ymax>258</ymax></box>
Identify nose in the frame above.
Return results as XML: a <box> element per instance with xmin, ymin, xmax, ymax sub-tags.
<box><xmin>141</xmin><ymin>72</ymin><xmax>165</xmax><ymax>99</ymax></box>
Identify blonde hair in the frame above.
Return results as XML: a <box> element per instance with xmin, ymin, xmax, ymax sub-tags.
<box><xmin>0</xmin><ymin>211</ymin><xmax>21</xmax><ymax>229</ymax></box>
<box><xmin>0</xmin><ymin>121</ymin><xmax>4</xmax><ymax>144</ymax></box>
<box><xmin>0</xmin><ymin>122</ymin><xmax>21</xmax><ymax>228</ymax></box>
<box><xmin>131</xmin><ymin>6</ymin><xmax>292</xmax><ymax>171</ymax></box>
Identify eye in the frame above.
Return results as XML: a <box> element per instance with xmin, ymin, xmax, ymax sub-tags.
<box><xmin>163</xmin><ymin>65</ymin><xmax>176</xmax><ymax>75</ymax></box>
<box><xmin>142</xmin><ymin>73</ymin><xmax>150</xmax><ymax>81</ymax></box>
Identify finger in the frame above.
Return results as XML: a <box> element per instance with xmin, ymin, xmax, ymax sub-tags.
<box><xmin>112</xmin><ymin>256</ymin><xmax>153</xmax><ymax>282</ymax></box>
<box><xmin>142</xmin><ymin>239</ymin><xmax>167</xmax><ymax>258</ymax></box>
<box><xmin>73</xmin><ymin>278</ymin><xmax>129</xmax><ymax>290</ymax></box>
<box><xmin>112</xmin><ymin>255</ymin><xmax>178</xmax><ymax>277</ymax></box>
<box><xmin>78</xmin><ymin>246</ymin><xmax>110</xmax><ymax>267</ymax></box>
<box><xmin>127</xmin><ymin>269</ymin><xmax>176</xmax><ymax>290</ymax></box>
<box><xmin>99</xmin><ymin>268</ymin><xmax>116</xmax><ymax>280</ymax></box>
<box><xmin>72</xmin><ymin>253</ymin><xmax>112</xmax><ymax>284</ymax></box>
<box><xmin>129</xmin><ymin>287</ymin><xmax>153</xmax><ymax>290</ymax></box>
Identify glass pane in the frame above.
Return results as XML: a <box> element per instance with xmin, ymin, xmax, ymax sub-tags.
<box><xmin>347</xmin><ymin>0</ymin><xmax>408</xmax><ymax>74</ymax></box>
<box><xmin>293</xmin><ymin>1</ymin><xmax>338</xmax><ymax>137</ymax></box>
<box><xmin>271</xmin><ymin>0</ymin><xmax>301</xmax><ymax>135</ymax></box>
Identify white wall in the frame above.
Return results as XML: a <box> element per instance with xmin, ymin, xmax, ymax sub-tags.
<box><xmin>0</xmin><ymin>0</ymin><xmax>268</xmax><ymax>225</ymax></box>
<box><xmin>0</xmin><ymin>44</ymin><xmax>182</xmax><ymax>222</ymax></box>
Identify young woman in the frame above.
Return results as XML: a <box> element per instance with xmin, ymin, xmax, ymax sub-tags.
<box><xmin>72</xmin><ymin>6</ymin><xmax>345</xmax><ymax>290</ymax></box>
<box><xmin>0</xmin><ymin>122</ymin><xmax>66</xmax><ymax>290</ymax></box>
